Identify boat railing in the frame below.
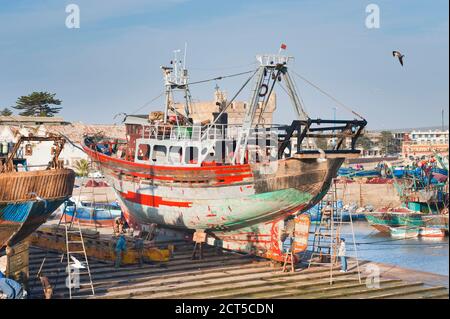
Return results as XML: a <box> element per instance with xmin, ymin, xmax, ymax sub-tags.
<box><xmin>139</xmin><ymin>123</ymin><xmax>283</xmax><ymax>142</ymax></box>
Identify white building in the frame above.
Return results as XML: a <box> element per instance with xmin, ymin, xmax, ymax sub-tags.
<box><xmin>409</xmin><ymin>129</ymin><xmax>449</xmax><ymax>145</ymax></box>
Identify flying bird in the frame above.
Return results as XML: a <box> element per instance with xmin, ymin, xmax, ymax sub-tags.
<box><xmin>392</xmin><ymin>51</ymin><xmax>405</xmax><ymax>66</ymax></box>
<box><xmin>70</xmin><ymin>256</ymin><xmax>86</xmax><ymax>269</ymax></box>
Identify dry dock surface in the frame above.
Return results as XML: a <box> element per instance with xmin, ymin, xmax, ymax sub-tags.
<box><xmin>27</xmin><ymin>243</ymin><xmax>448</xmax><ymax>299</ymax></box>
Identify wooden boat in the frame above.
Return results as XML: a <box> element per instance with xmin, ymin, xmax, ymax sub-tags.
<box><xmin>0</xmin><ymin>135</ymin><xmax>75</xmax><ymax>250</ymax></box>
<box><xmin>83</xmin><ymin>52</ymin><xmax>366</xmax><ymax>261</ymax></box>
<box><xmin>365</xmin><ymin>207</ymin><xmax>423</xmax><ymax>233</ymax></box>
<box><xmin>63</xmin><ymin>199</ymin><xmax>122</xmax><ymax>227</ymax></box>
<box><xmin>419</xmin><ymin>227</ymin><xmax>446</xmax><ymax>238</ymax></box>
<box><xmin>389</xmin><ymin>226</ymin><xmax>419</xmax><ymax>238</ymax></box>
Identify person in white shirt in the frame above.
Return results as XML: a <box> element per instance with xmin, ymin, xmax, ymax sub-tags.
<box><xmin>338</xmin><ymin>238</ymin><xmax>347</xmax><ymax>272</ymax></box>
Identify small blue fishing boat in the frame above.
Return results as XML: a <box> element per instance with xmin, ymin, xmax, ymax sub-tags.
<box><xmin>63</xmin><ymin>199</ymin><xmax>122</xmax><ymax>227</ymax></box>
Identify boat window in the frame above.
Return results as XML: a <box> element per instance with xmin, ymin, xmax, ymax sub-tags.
<box><xmin>152</xmin><ymin>145</ymin><xmax>167</xmax><ymax>163</ymax></box>
<box><xmin>185</xmin><ymin>146</ymin><xmax>199</xmax><ymax>164</ymax></box>
<box><xmin>169</xmin><ymin>146</ymin><xmax>183</xmax><ymax>164</ymax></box>
<box><xmin>137</xmin><ymin>144</ymin><xmax>150</xmax><ymax>161</ymax></box>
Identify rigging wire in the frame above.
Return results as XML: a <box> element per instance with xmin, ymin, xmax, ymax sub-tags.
<box><xmin>276</xmin><ymin>79</ymin><xmax>310</xmax><ymax>118</ymax></box>
<box><xmin>176</xmin><ymin>70</ymin><xmax>255</xmax><ymax>87</ymax></box>
<box><xmin>188</xmin><ymin>61</ymin><xmax>258</xmax><ymax>71</ymax></box>
<box><xmin>129</xmin><ymin>91</ymin><xmax>165</xmax><ymax>115</ymax></box>
<box><xmin>292</xmin><ymin>70</ymin><xmax>366</xmax><ymax>121</ymax></box>
<box><xmin>1</xmin><ymin>68</ymin><xmax>256</xmax><ymax>160</ymax></box>
<box><xmin>200</xmin><ymin>68</ymin><xmax>259</xmax><ymax>142</ymax></box>
<box><xmin>205</xmin><ymin>68</ymin><xmax>259</xmax><ymax>129</ymax></box>
<box><xmin>125</xmin><ymin>70</ymin><xmax>255</xmax><ymax>118</ymax></box>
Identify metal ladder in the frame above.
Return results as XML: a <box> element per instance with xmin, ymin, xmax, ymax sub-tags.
<box><xmin>60</xmin><ymin>211</ymin><xmax>95</xmax><ymax>299</ymax></box>
<box><xmin>308</xmin><ymin>179</ymin><xmax>361</xmax><ymax>285</ymax></box>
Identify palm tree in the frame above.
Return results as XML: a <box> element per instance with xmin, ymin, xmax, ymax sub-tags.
<box><xmin>73</xmin><ymin>159</ymin><xmax>91</xmax><ymax>177</ymax></box>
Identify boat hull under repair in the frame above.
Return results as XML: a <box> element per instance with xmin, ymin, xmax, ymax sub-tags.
<box><xmin>84</xmin><ymin>144</ymin><xmax>345</xmax><ymax>260</ymax></box>
<box><xmin>0</xmin><ymin>169</ymin><xmax>75</xmax><ymax>249</ymax></box>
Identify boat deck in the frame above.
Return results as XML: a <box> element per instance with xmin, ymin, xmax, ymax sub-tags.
<box><xmin>27</xmin><ymin>244</ymin><xmax>448</xmax><ymax>299</ymax></box>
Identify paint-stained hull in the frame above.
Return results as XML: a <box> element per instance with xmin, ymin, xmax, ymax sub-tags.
<box><xmin>84</xmin><ymin>143</ymin><xmax>347</xmax><ymax>259</ymax></box>
<box><xmin>84</xmin><ymin>145</ymin><xmax>342</xmax><ymax>231</ymax></box>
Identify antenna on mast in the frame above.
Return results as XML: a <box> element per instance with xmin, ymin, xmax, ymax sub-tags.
<box><xmin>161</xmin><ymin>48</ymin><xmax>193</xmax><ymax>124</ymax></box>
<box><xmin>183</xmin><ymin>42</ymin><xmax>188</xmax><ymax>70</ymax></box>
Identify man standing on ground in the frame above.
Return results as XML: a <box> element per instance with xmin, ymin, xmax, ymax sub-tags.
<box><xmin>338</xmin><ymin>238</ymin><xmax>347</xmax><ymax>273</ymax></box>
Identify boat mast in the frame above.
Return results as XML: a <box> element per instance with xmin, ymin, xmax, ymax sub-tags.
<box><xmin>233</xmin><ymin>53</ymin><xmax>309</xmax><ymax>164</ymax></box>
<box><xmin>161</xmin><ymin>49</ymin><xmax>192</xmax><ymax>124</ymax></box>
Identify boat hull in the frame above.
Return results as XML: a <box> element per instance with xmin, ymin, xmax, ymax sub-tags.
<box><xmin>83</xmin><ymin>140</ymin><xmax>353</xmax><ymax>261</ymax></box>
<box><xmin>84</xmin><ymin>144</ymin><xmax>343</xmax><ymax>232</ymax></box>
<box><xmin>63</xmin><ymin>205</ymin><xmax>122</xmax><ymax>227</ymax></box>
<box><xmin>0</xmin><ymin>169</ymin><xmax>75</xmax><ymax>249</ymax></box>
<box><xmin>419</xmin><ymin>227</ymin><xmax>446</xmax><ymax>238</ymax></box>
<box><xmin>0</xmin><ymin>199</ymin><xmax>68</xmax><ymax>248</ymax></box>
<box><xmin>389</xmin><ymin>226</ymin><xmax>419</xmax><ymax>238</ymax></box>
<box><xmin>365</xmin><ymin>209</ymin><xmax>424</xmax><ymax>233</ymax></box>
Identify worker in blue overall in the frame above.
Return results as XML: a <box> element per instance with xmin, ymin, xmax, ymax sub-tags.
<box><xmin>115</xmin><ymin>234</ymin><xmax>127</xmax><ymax>268</ymax></box>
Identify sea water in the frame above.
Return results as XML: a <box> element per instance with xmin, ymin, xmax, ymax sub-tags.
<box><xmin>334</xmin><ymin>221</ymin><xmax>449</xmax><ymax>276</ymax></box>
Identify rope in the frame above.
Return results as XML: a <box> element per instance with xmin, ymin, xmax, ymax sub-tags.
<box><xmin>180</xmin><ymin>70</ymin><xmax>255</xmax><ymax>86</ymax></box>
<box><xmin>292</xmin><ymin>70</ymin><xmax>366</xmax><ymax>121</ymax></box>
<box><xmin>118</xmin><ymin>69</ymin><xmax>255</xmax><ymax>121</ymax></box>
<box><xmin>188</xmin><ymin>61</ymin><xmax>258</xmax><ymax>71</ymax></box>
<box><xmin>203</xmin><ymin>68</ymin><xmax>259</xmax><ymax>131</ymax></box>
<box><xmin>129</xmin><ymin>91</ymin><xmax>165</xmax><ymax>115</ymax></box>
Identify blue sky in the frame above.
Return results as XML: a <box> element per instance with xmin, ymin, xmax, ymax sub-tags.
<box><xmin>0</xmin><ymin>0</ymin><xmax>448</xmax><ymax>129</ymax></box>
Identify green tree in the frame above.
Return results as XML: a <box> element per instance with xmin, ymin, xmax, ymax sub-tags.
<box><xmin>356</xmin><ymin>135</ymin><xmax>373</xmax><ymax>150</ymax></box>
<box><xmin>0</xmin><ymin>108</ymin><xmax>13</xmax><ymax>116</ymax></box>
<box><xmin>73</xmin><ymin>159</ymin><xmax>91</xmax><ymax>177</ymax></box>
<box><xmin>13</xmin><ymin>92</ymin><xmax>62</xmax><ymax>117</ymax></box>
<box><xmin>378</xmin><ymin>131</ymin><xmax>400</xmax><ymax>155</ymax></box>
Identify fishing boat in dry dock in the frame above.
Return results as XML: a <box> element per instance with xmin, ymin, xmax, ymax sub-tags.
<box><xmin>0</xmin><ymin>134</ymin><xmax>75</xmax><ymax>250</ymax></box>
<box><xmin>83</xmin><ymin>51</ymin><xmax>367</xmax><ymax>261</ymax></box>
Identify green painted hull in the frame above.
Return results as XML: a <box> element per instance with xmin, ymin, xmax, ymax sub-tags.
<box><xmin>366</xmin><ymin>213</ymin><xmax>424</xmax><ymax>229</ymax></box>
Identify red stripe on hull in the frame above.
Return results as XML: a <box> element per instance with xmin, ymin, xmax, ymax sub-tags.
<box><xmin>119</xmin><ymin>191</ymin><xmax>192</xmax><ymax>208</ymax></box>
<box><xmin>83</xmin><ymin>145</ymin><xmax>252</xmax><ymax>173</ymax></box>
